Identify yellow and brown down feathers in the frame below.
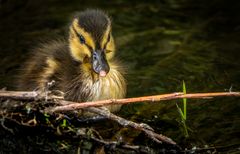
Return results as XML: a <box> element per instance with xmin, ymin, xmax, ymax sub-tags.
<box><xmin>18</xmin><ymin>9</ymin><xmax>126</xmax><ymax>113</ymax></box>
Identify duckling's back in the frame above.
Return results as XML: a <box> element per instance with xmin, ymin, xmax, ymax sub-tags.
<box><xmin>18</xmin><ymin>40</ymin><xmax>72</xmax><ymax>91</ymax></box>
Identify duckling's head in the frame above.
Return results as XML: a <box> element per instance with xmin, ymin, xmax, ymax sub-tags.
<box><xmin>69</xmin><ymin>9</ymin><xmax>115</xmax><ymax>77</ymax></box>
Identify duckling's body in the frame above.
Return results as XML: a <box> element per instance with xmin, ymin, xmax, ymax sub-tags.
<box><xmin>18</xmin><ymin>10</ymin><xmax>126</xmax><ymax>114</ymax></box>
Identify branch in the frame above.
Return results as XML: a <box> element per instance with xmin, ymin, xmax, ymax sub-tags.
<box><xmin>0</xmin><ymin>90</ymin><xmax>179</xmax><ymax>145</ymax></box>
<box><xmin>46</xmin><ymin>92</ymin><xmax>240</xmax><ymax>112</ymax></box>
<box><xmin>1</xmin><ymin>91</ymin><xmax>239</xmax><ymax>112</ymax></box>
<box><xmin>0</xmin><ymin>91</ymin><xmax>63</xmax><ymax>101</ymax></box>
<box><xmin>85</xmin><ymin>107</ymin><xmax>176</xmax><ymax>145</ymax></box>
<box><xmin>0</xmin><ymin>91</ymin><xmax>240</xmax><ymax>106</ymax></box>
<box><xmin>1</xmin><ymin>90</ymin><xmax>239</xmax><ymax>146</ymax></box>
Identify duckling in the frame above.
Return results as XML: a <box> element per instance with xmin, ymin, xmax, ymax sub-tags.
<box><xmin>18</xmin><ymin>9</ymin><xmax>126</xmax><ymax>115</ymax></box>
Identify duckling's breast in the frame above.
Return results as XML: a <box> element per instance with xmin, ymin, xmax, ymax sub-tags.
<box><xmin>91</xmin><ymin>70</ymin><xmax>126</xmax><ymax>100</ymax></box>
<box><xmin>63</xmin><ymin>62</ymin><xmax>126</xmax><ymax>113</ymax></box>
<box><xmin>81</xmin><ymin>67</ymin><xmax>126</xmax><ymax>112</ymax></box>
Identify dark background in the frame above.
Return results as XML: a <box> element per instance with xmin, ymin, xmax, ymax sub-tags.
<box><xmin>0</xmin><ymin>0</ymin><xmax>240</xmax><ymax>153</ymax></box>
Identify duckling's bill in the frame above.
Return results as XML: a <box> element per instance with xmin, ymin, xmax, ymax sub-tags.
<box><xmin>92</xmin><ymin>50</ymin><xmax>110</xmax><ymax>77</ymax></box>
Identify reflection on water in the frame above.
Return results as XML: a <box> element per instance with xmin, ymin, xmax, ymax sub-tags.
<box><xmin>0</xmin><ymin>0</ymin><xmax>240</xmax><ymax>150</ymax></box>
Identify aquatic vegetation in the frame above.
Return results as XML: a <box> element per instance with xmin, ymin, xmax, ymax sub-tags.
<box><xmin>176</xmin><ymin>81</ymin><xmax>189</xmax><ymax>138</ymax></box>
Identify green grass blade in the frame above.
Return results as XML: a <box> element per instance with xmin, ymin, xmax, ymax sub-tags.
<box><xmin>182</xmin><ymin>81</ymin><xmax>187</xmax><ymax>120</ymax></box>
<box><xmin>176</xmin><ymin>103</ymin><xmax>184</xmax><ymax>119</ymax></box>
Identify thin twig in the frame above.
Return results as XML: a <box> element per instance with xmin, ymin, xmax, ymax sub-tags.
<box><xmin>2</xmin><ymin>91</ymin><xmax>239</xmax><ymax>113</ymax></box>
<box><xmin>0</xmin><ymin>91</ymin><xmax>63</xmax><ymax>101</ymax></box>
<box><xmin>85</xmin><ymin>107</ymin><xmax>176</xmax><ymax>145</ymax></box>
<box><xmin>45</xmin><ymin>92</ymin><xmax>240</xmax><ymax>112</ymax></box>
<box><xmin>1</xmin><ymin>91</ymin><xmax>239</xmax><ymax>109</ymax></box>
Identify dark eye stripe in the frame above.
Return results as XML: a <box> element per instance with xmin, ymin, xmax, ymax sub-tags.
<box><xmin>85</xmin><ymin>43</ymin><xmax>93</xmax><ymax>51</ymax></box>
<box><xmin>72</xmin><ymin>26</ymin><xmax>93</xmax><ymax>51</ymax></box>
<box><xmin>72</xmin><ymin>26</ymin><xmax>85</xmax><ymax>44</ymax></box>
<box><xmin>103</xmin><ymin>33</ymin><xmax>111</xmax><ymax>50</ymax></box>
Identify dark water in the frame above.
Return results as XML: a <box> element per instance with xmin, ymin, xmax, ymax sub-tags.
<box><xmin>0</xmin><ymin>0</ymin><xmax>240</xmax><ymax>152</ymax></box>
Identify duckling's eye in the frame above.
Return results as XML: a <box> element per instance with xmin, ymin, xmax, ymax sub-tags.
<box><xmin>79</xmin><ymin>34</ymin><xmax>85</xmax><ymax>44</ymax></box>
<box><xmin>72</xmin><ymin>26</ymin><xmax>86</xmax><ymax>44</ymax></box>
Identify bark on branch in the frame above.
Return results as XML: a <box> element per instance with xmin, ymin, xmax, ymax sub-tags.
<box><xmin>47</xmin><ymin>92</ymin><xmax>240</xmax><ymax>113</ymax></box>
<box><xmin>1</xmin><ymin>91</ymin><xmax>239</xmax><ymax>112</ymax></box>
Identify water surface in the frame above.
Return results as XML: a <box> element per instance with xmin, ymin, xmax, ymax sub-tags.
<box><xmin>0</xmin><ymin>0</ymin><xmax>240</xmax><ymax>152</ymax></box>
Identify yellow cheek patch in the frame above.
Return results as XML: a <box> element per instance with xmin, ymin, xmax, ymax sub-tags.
<box><xmin>69</xmin><ymin>19</ymin><xmax>95</xmax><ymax>62</ymax></box>
<box><xmin>69</xmin><ymin>35</ymin><xmax>91</xmax><ymax>61</ymax></box>
<box><xmin>105</xmin><ymin>35</ymin><xmax>115</xmax><ymax>60</ymax></box>
<box><xmin>73</xmin><ymin>19</ymin><xmax>95</xmax><ymax>48</ymax></box>
<box><xmin>101</xmin><ymin>25</ymin><xmax>115</xmax><ymax>60</ymax></box>
<box><xmin>101</xmin><ymin>24</ymin><xmax>111</xmax><ymax>48</ymax></box>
